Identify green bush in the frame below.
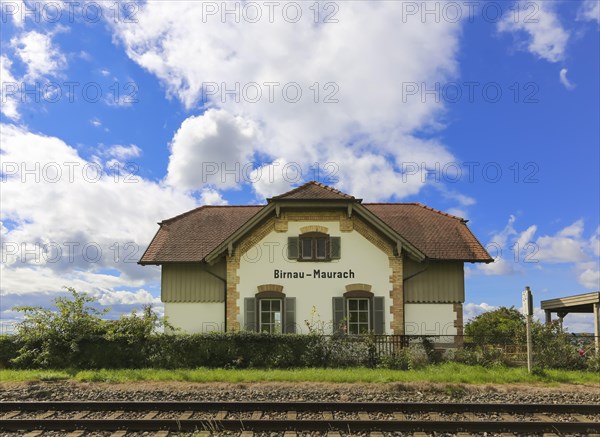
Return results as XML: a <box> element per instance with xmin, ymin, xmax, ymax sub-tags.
<box><xmin>0</xmin><ymin>335</ymin><xmax>19</xmax><ymax>368</ymax></box>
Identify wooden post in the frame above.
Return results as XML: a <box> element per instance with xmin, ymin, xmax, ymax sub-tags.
<box><xmin>594</xmin><ymin>302</ymin><xmax>599</xmax><ymax>356</ymax></box>
<box><xmin>544</xmin><ymin>310</ymin><xmax>551</xmax><ymax>325</ymax></box>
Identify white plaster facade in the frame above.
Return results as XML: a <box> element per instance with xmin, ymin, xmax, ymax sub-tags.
<box><xmin>237</xmin><ymin>221</ymin><xmax>393</xmax><ymax>334</ymax></box>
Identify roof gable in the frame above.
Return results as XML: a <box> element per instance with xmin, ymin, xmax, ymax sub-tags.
<box><xmin>268</xmin><ymin>181</ymin><xmax>356</xmax><ymax>201</ymax></box>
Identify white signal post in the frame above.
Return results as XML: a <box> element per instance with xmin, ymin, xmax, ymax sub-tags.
<box><xmin>522</xmin><ymin>286</ymin><xmax>534</xmax><ymax>373</ymax></box>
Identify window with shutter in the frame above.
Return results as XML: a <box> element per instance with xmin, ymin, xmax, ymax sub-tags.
<box><xmin>287</xmin><ymin>237</ymin><xmax>299</xmax><ymax>259</ymax></box>
<box><xmin>244</xmin><ymin>297</ymin><xmax>256</xmax><ymax>331</ymax></box>
<box><xmin>285</xmin><ymin>297</ymin><xmax>296</xmax><ymax>333</ymax></box>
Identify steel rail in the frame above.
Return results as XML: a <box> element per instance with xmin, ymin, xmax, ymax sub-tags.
<box><xmin>0</xmin><ymin>418</ymin><xmax>599</xmax><ymax>433</ymax></box>
<box><xmin>1</xmin><ymin>401</ymin><xmax>599</xmax><ymax>433</ymax></box>
<box><xmin>2</xmin><ymin>400</ymin><xmax>599</xmax><ymax>414</ymax></box>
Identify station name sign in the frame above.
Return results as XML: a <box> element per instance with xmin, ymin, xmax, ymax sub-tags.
<box><xmin>274</xmin><ymin>269</ymin><xmax>355</xmax><ymax>279</ymax></box>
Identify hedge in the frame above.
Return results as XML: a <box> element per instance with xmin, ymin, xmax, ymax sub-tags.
<box><xmin>0</xmin><ymin>332</ymin><xmax>378</xmax><ymax>370</ymax></box>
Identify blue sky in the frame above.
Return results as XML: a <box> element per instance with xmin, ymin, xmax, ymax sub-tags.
<box><xmin>1</xmin><ymin>0</ymin><xmax>599</xmax><ymax>333</ymax></box>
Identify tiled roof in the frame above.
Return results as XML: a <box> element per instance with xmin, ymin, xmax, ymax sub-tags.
<box><xmin>140</xmin><ymin>200</ymin><xmax>492</xmax><ymax>264</ymax></box>
<box><xmin>364</xmin><ymin>203</ymin><xmax>492</xmax><ymax>262</ymax></box>
<box><xmin>139</xmin><ymin>205</ymin><xmax>264</xmax><ymax>264</ymax></box>
<box><xmin>268</xmin><ymin>181</ymin><xmax>355</xmax><ymax>200</ymax></box>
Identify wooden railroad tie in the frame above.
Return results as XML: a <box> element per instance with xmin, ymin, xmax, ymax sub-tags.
<box><xmin>283</xmin><ymin>432</ymin><xmax>297</xmax><ymax>437</ymax></box>
<box><xmin>143</xmin><ymin>410</ymin><xmax>158</xmax><ymax>420</ymax></box>
<box><xmin>106</xmin><ymin>411</ymin><xmax>123</xmax><ymax>420</ymax></box>
<box><xmin>65</xmin><ymin>432</ymin><xmax>85</xmax><ymax>437</ymax></box>
<box><xmin>240</xmin><ymin>432</ymin><xmax>254</xmax><ymax>437</ymax></box>
<box><xmin>322</xmin><ymin>411</ymin><xmax>334</xmax><ymax>420</ymax></box>
<box><xmin>36</xmin><ymin>411</ymin><xmax>55</xmax><ymax>419</ymax></box>
<box><xmin>358</xmin><ymin>411</ymin><xmax>370</xmax><ymax>420</ymax></box>
<box><xmin>154</xmin><ymin>432</ymin><xmax>170</xmax><ymax>437</ymax></box>
<box><xmin>287</xmin><ymin>410</ymin><xmax>297</xmax><ymax>420</ymax></box>
<box><xmin>251</xmin><ymin>410</ymin><xmax>263</xmax><ymax>420</ymax></box>
<box><xmin>2</xmin><ymin>411</ymin><xmax>20</xmax><ymax>419</ymax></box>
<box><xmin>214</xmin><ymin>410</ymin><xmax>228</xmax><ymax>420</ymax></box>
<box><xmin>109</xmin><ymin>432</ymin><xmax>127</xmax><ymax>437</ymax></box>
<box><xmin>393</xmin><ymin>411</ymin><xmax>406</xmax><ymax>420</ymax></box>
<box><xmin>23</xmin><ymin>432</ymin><xmax>43</xmax><ymax>437</ymax></box>
<box><xmin>72</xmin><ymin>411</ymin><xmax>89</xmax><ymax>419</ymax></box>
<box><xmin>179</xmin><ymin>410</ymin><xmax>193</xmax><ymax>420</ymax></box>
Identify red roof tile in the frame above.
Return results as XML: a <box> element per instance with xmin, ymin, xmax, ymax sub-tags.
<box><xmin>139</xmin><ymin>184</ymin><xmax>492</xmax><ymax>264</ymax></box>
<box><xmin>268</xmin><ymin>180</ymin><xmax>355</xmax><ymax>201</ymax></box>
<box><xmin>364</xmin><ymin>203</ymin><xmax>492</xmax><ymax>262</ymax></box>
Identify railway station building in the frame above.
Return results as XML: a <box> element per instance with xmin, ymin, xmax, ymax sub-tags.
<box><xmin>139</xmin><ymin>181</ymin><xmax>492</xmax><ymax>336</ymax></box>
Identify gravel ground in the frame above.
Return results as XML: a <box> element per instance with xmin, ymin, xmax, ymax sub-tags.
<box><xmin>1</xmin><ymin>380</ymin><xmax>599</xmax><ymax>404</ymax></box>
<box><xmin>0</xmin><ymin>382</ymin><xmax>597</xmax><ymax>436</ymax></box>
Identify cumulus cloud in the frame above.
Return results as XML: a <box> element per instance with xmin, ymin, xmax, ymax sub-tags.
<box><xmin>0</xmin><ymin>55</ymin><xmax>20</xmax><ymax>120</ymax></box>
<box><xmin>0</xmin><ymin>124</ymin><xmax>200</xmax><ymax>317</ymax></box>
<box><xmin>10</xmin><ymin>30</ymin><xmax>66</xmax><ymax>80</ymax></box>
<box><xmin>559</xmin><ymin>68</ymin><xmax>576</xmax><ymax>90</ymax></box>
<box><xmin>166</xmin><ymin>109</ymin><xmax>257</xmax><ymax>191</ymax></box>
<box><xmin>578</xmin><ymin>0</ymin><xmax>600</xmax><ymax>23</ymax></box>
<box><xmin>110</xmin><ymin>2</ymin><xmax>462</xmax><ymax>200</ymax></box>
<box><xmin>535</xmin><ymin>220</ymin><xmax>588</xmax><ymax>263</ymax></box>
<box><xmin>463</xmin><ymin>302</ymin><xmax>497</xmax><ymax>323</ymax></box>
<box><xmin>476</xmin><ymin>215</ymin><xmax>599</xmax><ymax>290</ymax></box>
<box><xmin>497</xmin><ymin>1</ymin><xmax>569</xmax><ymax>63</ymax></box>
<box><xmin>104</xmin><ymin>144</ymin><xmax>142</xmax><ymax>160</ymax></box>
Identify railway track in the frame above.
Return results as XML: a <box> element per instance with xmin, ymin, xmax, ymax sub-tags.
<box><xmin>1</xmin><ymin>401</ymin><xmax>598</xmax><ymax>435</ymax></box>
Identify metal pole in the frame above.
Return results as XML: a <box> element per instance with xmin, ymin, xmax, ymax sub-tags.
<box><xmin>523</xmin><ymin>286</ymin><xmax>534</xmax><ymax>373</ymax></box>
<box><xmin>526</xmin><ymin>312</ymin><xmax>533</xmax><ymax>373</ymax></box>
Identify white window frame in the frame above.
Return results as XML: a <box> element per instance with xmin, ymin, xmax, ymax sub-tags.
<box><xmin>259</xmin><ymin>298</ymin><xmax>283</xmax><ymax>334</ymax></box>
<box><xmin>346</xmin><ymin>298</ymin><xmax>370</xmax><ymax>335</ymax></box>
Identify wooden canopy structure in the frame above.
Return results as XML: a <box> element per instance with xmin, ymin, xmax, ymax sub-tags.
<box><xmin>541</xmin><ymin>292</ymin><xmax>599</xmax><ymax>353</ymax></box>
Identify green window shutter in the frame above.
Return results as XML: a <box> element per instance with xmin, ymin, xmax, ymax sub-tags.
<box><xmin>330</xmin><ymin>236</ymin><xmax>341</xmax><ymax>259</ymax></box>
<box><xmin>285</xmin><ymin>297</ymin><xmax>296</xmax><ymax>334</ymax></box>
<box><xmin>244</xmin><ymin>297</ymin><xmax>256</xmax><ymax>331</ymax></box>
<box><xmin>287</xmin><ymin>237</ymin><xmax>299</xmax><ymax>259</ymax></box>
<box><xmin>373</xmin><ymin>296</ymin><xmax>385</xmax><ymax>334</ymax></box>
<box><xmin>332</xmin><ymin>297</ymin><xmax>345</xmax><ymax>334</ymax></box>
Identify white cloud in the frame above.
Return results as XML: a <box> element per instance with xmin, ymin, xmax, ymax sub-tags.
<box><xmin>104</xmin><ymin>144</ymin><xmax>142</xmax><ymax>160</ymax></box>
<box><xmin>250</xmin><ymin>158</ymin><xmax>296</xmax><ymax>201</ymax></box>
<box><xmin>166</xmin><ymin>109</ymin><xmax>257</xmax><ymax>191</ymax></box>
<box><xmin>0</xmin><ymin>55</ymin><xmax>20</xmax><ymax>120</ymax></box>
<box><xmin>199</xmin><ymin>187</ymin><xmax>229</xmax><ymax>206</ymax></box>
<box><xmin>90</xmin><ymin>117</ymin><xmax>102</xmax><ymax>128</ymax></box>
<box><xmin>559</xmin><ymin>68</ymin><xmax>576</xmax><ymax>90</ymax></box>
<box><xmin>463</xmin><ymin>302</ymin><xmax>497</xmax><ymax>323</ymax></box>
<box><xmin>578</xmin><ymin>0</ymin><xmax>600</xmax><ymax>23</ymax></box>
<box><xmin>591</xmin><ymin>227</ymin><xmax>600</xmax><ymax>257</ymax></box>
<box><xmin>578</xmin><ymin>268</ymin><xmax>600</xmax><ymax>289</ymax></box>
<box><xmin>498</xmin><ymin>1</ymin><xmax>569</xmax><ymax>63</ymax></box>
<box><xmin>536</xmin><ymin>220</ymin><xmax>588</xmax><ymax>263</ymax></box>
<box><xmin>476</xmin><ymin>216</ymin><xmax>598</xmax><ymax>278</ymax></box>
<box><xmin>0</xmin><ymin>124</ymin><xmax>200</xmax><ymax>313</ymax></box>
<box><xmin>110</xmin><ymin>2</ymin><xmax>462</xmax><ymax>201</ymax></box>
<box><xmin>10</xmin><ymin>30</ymin><xmax>66</xmax><ymax>80</ymax></box>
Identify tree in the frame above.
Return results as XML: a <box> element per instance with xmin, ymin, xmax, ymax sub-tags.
<box><xmin>12</xmin><ymin>287</ymin><xmax>107</xmax><ymax>368</ymax></box>
<box><xmin>464</xmin><ymin>306</ymin><xmax>525</xmax><ymax>345</ymax></box>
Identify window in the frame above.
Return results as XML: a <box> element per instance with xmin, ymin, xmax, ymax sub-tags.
<box><xmin>300</xmin><ymin>232</ymin><xmax>329</xmax><ymax>260</ymax></box>
<box><xmin>245</xmin><ymin>293</ymin><xmax>297</xmax><ymax>334</ymax></box>
<box><xmin>259</xmin><ymin>299</ymin><xmax>282</xmax><ymax>333</ymax></box>
<box><xmin>332</xmin><ymin>293</ymin><xmax>385</xmax><ymax>335</ymax></box>
<box><xmin>288</xmin><ymin>234</ymin><xmax>341</xmax><ymax>261</ymax></box>
<box><xmin>346</xmin><ymin>298</ymin><xmax>370</xmax><ymax>335</ymax></box>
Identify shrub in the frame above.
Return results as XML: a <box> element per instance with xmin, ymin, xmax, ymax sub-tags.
<box><xmin>464</xmin><ymin>306</ymin><xmax>525</xmax><ymax>346</ymax></box>
<box><xmin>0</xmin><ymin>335</ymin><xmax>19</xmax><ymax>369</ymax></box>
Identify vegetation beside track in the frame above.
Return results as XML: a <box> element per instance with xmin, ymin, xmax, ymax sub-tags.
<box><xmin>1</xmin><ymin>363</ymin><xmax>599</xmax><ymax>385</ymax></box>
